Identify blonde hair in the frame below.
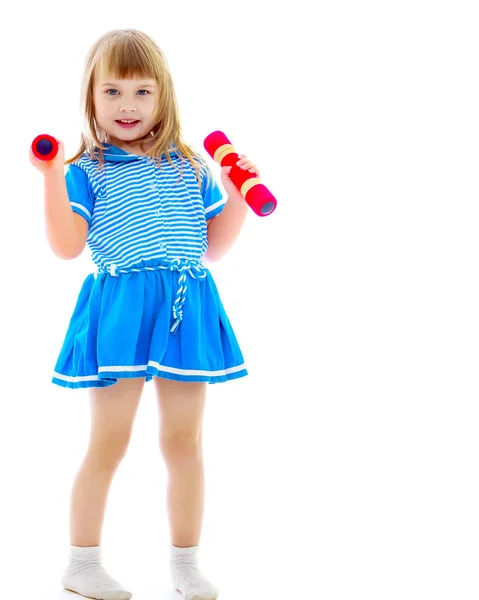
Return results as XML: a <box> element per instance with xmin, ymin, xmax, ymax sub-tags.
<box><xmin>66</xmin><ymin>28</ymin><xmax>212</xmax><ymax>189</ymax></box>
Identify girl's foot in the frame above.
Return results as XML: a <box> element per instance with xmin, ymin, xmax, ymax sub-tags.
<box><xmin>61</xmin><ymin>545</ymin><xmax>132</xmax><ymax>600</ymax></box>
<box><xmin>170</xmin><ymin>546</ymin><xmax>219</xmax><ymax>600</ymax></box>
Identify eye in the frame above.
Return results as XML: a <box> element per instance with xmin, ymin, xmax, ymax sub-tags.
<box><xmin>137</xmin><ymin>90</ymin><xmax>150</xmax><ymax>96</ymax></box>
<box><xmin>106</xmin><ymin>89</ymin><xmax>118</xmax><ymax>95</ymax></box>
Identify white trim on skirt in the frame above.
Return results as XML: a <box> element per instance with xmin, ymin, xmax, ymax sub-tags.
<box><xmin>53</xmin><ymin>362</ymin><xmax>247</xmax><ymax>383</ymax></box>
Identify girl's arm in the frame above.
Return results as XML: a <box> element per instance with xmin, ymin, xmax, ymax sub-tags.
<box><xmin>43</xmin><ymin>170</ymin><xmax>88</xmax><ymax>259</ymax></box>
<box><xmin>31</xmin><ymin>140</ymin><xmax>87</xmax><ymax>260</ymax></box>
<box><xmin>204</xmin><ymin>155</ymin><xmax>259</xmax><ymax>262</ymax></box>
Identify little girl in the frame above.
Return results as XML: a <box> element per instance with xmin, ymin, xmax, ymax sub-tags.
<box><xmin>30</xmin><ymin>28</ymin><xmax>261</xmax><ymax>600</ymax></box>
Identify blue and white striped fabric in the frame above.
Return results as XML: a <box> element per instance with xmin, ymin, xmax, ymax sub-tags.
<box><xmin>52</xmin><ymin>144</ymin><xmax>248</xmax><ymax>389</ymax></box>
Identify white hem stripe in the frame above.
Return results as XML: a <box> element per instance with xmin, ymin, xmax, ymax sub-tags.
<box><xmin>205</xmin><ymin>198</ymin><xmax>226</xmax><ymax>215</ymax></box>
<box><xmin>53</xmin><ymin>362</ymin><xmax>246</xmax><ymax>382</ymax></box>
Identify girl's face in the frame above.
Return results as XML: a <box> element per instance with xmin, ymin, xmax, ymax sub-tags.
<box><xmin>93</xmin><ymin>67</ymin><xmax>159</xmax><ymax>152</ymax></box>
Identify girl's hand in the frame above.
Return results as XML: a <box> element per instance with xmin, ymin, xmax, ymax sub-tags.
<box><xmin>29</xmin><ymin>139</ymin><xmax>66</xmax><ymax>176</ymax></box>
<box><xmin>221</xmin><ymin>154</ymin><xmax>261</xmax><ymax>197</ymax></box>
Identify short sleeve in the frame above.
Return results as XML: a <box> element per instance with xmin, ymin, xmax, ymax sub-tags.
<box><xmin>201</xmin><ymin>171</ymin><xmax>226</xmax><ymax>220</ymax></box>
<box><xmin>65</xmin><ymin>164</ymin><xmax>94</xmax><ymax>225</ymax></box>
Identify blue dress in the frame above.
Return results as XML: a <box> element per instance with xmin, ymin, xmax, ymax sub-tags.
<box><xmin>52</xmin><ymin>144</ymin><xmax>248</xmax><ymax>388</ymax></box>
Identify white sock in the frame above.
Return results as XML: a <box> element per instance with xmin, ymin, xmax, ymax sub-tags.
<box><xmin>170</xmin><ymin>545</ymin><xmax>219</xmax><ymax>600</ymax></box>
<box><xmin>62</xmin><ymin>545</ymin><xmax>132</xmax><ymax>600</ymax></box>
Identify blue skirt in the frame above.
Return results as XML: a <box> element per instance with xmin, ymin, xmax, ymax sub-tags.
<box><xmin>52</xmin><ymin>258</ymin><xmax>248</xmax><ymax>389</ymax></box>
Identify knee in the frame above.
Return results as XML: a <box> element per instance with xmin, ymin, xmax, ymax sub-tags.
<box><xmin>160</xmin><ymin>431</ymin><xmax>202</xmax><ymax>464</ymax></box>
<box><xmin>87</xmin><ymin>431</ymin><xmax>132</xmax><ymax>469</ymax></box>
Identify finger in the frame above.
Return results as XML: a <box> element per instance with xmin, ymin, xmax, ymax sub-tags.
<box><xmin>237</xmin><ymin>159</ymin><xmax>252</xmax><ymax>167</ymax></box>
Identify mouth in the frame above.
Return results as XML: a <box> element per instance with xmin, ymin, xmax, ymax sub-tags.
<box><xmin>115</xmin><ymin>119</ymin><xmax>141</xmax><ymax>129</ymax></box>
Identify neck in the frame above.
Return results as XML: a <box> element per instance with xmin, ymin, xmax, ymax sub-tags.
<box><xmin>108</xmin><ymin>138</ymin><xmax>154</xmax><ymax>156</ymax></box>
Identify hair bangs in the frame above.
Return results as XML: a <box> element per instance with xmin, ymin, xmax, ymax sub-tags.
<box><xmin>98</xmin><ymin>36</ymin><xmax>157</xmax><ymax>81</ymax></box>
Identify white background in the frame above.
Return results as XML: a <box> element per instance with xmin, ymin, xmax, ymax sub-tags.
<box><xmin>0</xmin><ymin>1</ymin><xmax>478</xmax><ymax>599</ymax></box>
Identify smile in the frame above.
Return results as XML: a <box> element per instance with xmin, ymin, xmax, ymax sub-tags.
<box><xmin>116</xmin><ymin>120</ymin><xmax>140</xmax><ymax>128</ymax></box>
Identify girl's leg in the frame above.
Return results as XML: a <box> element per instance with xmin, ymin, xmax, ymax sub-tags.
<box><xmin>155</xmin><ymin>378</ymin><xmax>207</xmax><ymax>547</ymax></box>
<box><xmin>70</xmin><ymin>377</ymin><xmax>145</xmax><ymax>546</ymax></box>
<box><xmin>62</xmin><ymin>377</ymin><xmax>145</xmax><ymax>600</ymax></box>
<box><xmin>155</xmin><ymin>378</ymin><xmax>219</xmax><ymax>600</ymax></box>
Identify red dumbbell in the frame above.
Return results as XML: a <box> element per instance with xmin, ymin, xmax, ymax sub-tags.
<box><xmin>204</xmin><ymin>131</ymin><xmax>277</xmax><ymax>217</ymax></box>
<box><xmin>31</xmin><ymin>134</ymin><xmax>59</xmax><ymax>161</ymax></box>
